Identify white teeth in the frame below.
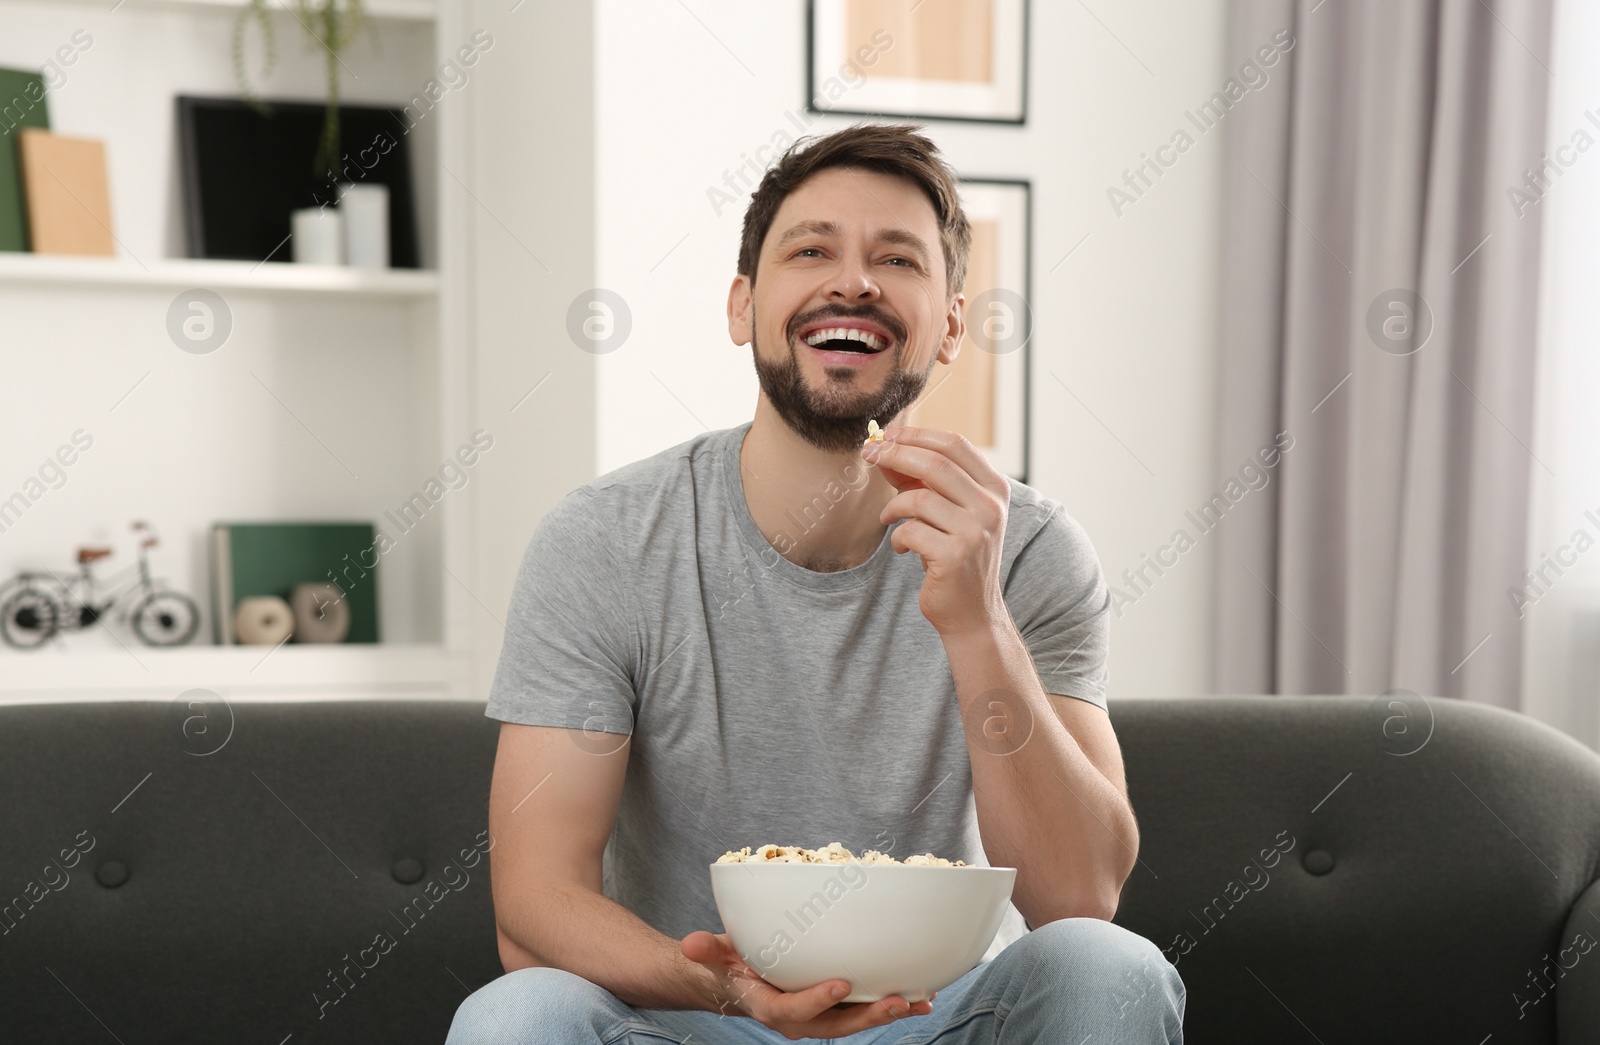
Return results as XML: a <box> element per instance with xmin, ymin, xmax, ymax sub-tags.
<box><xmin>803</xmin><ymin>327</ymin><xmax>885</xmax><ymax>351</ymax></box>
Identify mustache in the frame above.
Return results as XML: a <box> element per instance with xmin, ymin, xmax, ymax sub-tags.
<box><xmin>785</xmin><ymin>304</ymin><xmax>907</xmax><ymax>348</ymax></box>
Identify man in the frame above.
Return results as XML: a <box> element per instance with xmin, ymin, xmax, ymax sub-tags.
<box><xmin>448</xmin><ymin>124</ymin><xmax>1184</xmax><ymax>1043</ymax></box>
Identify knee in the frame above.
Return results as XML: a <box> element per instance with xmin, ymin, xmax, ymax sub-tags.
<box><xmin>446</xmin><ymin>967</ymin><xmax>622</xmax><ymax>1044</ymax></box>
<box><xmin>1019</xmin><ymin>917</ymin><xmax>1167</xmax><ymax>969</ymax></box>
<box><xmin>1004</xmin><ymin>918</ymin><xmax>1184</xmax><ymax>1022</ymax></box>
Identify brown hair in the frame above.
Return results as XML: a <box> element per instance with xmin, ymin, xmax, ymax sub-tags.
<box><xmin>737</xmin><ymin>123</ymin><xmax>971</xmax><ymax>296</ymax></box>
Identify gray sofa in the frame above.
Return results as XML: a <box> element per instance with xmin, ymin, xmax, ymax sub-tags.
<box><xmin>1</xmin><ymin>696</ymin><xmax>1596</xmax><ymax>1043</ymax></box>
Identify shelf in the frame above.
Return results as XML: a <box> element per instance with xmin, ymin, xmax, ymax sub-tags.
<box><xmin>2</xmin><ymin>0</ymin><xmax>476</xmax><ymax>704</ymax></box>
<box><xmin>0</xmin><ymin>643</ymin><xmax>470</xmax><ymax>701</ymax></box>
<box><xmin>0</xmin><ymin>253</ymin><xmax>439</xmax><ymax>298</ymax></box>
<box><xmin>57</xmin><ymin>0</ymin><xmax>437</xmax><ymax>22</ymax></box>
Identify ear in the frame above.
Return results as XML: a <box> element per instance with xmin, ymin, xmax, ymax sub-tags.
<box><xmin>728</xmin><ymin>274</ymin><xmax>754</xmax><ymax>346</ymax></box>
<box><xmin>937</xmin><ymin>292</ymin><xmax>965</xmax><ymax>365</ymax></box>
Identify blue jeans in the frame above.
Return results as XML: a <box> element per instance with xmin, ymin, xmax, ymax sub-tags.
<box><xmin>446</xmin><ymin>918</ymin><xmax>1185</xmax><ymax>1043</ymax></box>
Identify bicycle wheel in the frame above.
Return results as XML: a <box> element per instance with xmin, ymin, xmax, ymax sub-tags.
<box><xmin>1</xmin><ymin>586</ymin><xmax>62</xmax><ymax>649</ymax></box>
<box><xmin>130</xmin><ymin>589</ymin><xmax>200</xmax><ymax>646</ymax></box>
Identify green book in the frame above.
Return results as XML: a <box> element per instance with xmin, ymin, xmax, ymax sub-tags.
<box><xmin>210</xmin><ymin>522</ymin><xmax>380</xmax><ymax>644</ymax></box>
<box><xmin>0</xmin><ymin>68</ymin><xmax>50</xmax><ymax>252</ymax></box>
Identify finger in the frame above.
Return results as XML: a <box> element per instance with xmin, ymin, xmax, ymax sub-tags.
<box><xmin>679</xmin><ymin>931</ymin><xmax>735</xmax><ymax>967</ymax></box>
<box><xmin>869</xmin><ymin>994</ymin><xmax>933</xmax><ymax>1021</ymax></box>
<box><xmin>876</xmin><ymin>457</ymin><xmax>928</xmax><ymax>492</ymax></box>
<box><xmin>760</xmin><ymin>977</ymin><xmax>855</xmax><ymax>1024</ymax></box>
<box><xmin>724</xmin><ymin>966</ymin><xmax>784</xmax><ymax>1010</ymax></box>
<box><xmin>859</xmin><ymin>429</ymin><xmax>937</xmax><ymax>495</ymax></box>
<box><xmin>801</xmin><ymin>994</ymin><xmax>930</xmax><ymax>1037</ymax></box>
<box><xmin>882</xmin><ymin>426</ymin><xmax>1009</xmax><ymax>496</ymax></box>
<box><xmin>879</xmin><ymin>487</ymin><xmax>963</xmax><ymax>534</ymax></box>
<box><xmin>865</xmin><ymin>439</ymin><xmax>989</xmax><ymax>509</ymax></box>
<box><xmin>889</xmin><ymin>519</ymin><xmax>958</xmax><ymax>562</ymax></box>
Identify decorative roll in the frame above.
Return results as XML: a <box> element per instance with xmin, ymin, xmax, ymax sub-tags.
<box><xmin>234</xmin><ymin>596</ymin><xmax>293</xmax><ymax>645</ymax></box>
<box><xmin>290</xmin><ymin>583</ymin><xmax>349</xmax><ymax>644</ymax></box>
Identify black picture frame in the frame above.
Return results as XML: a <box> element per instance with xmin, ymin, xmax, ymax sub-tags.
<box><xmin>177</xmin><ymin>95</ymin><xmax>420</xmax><ymax>267</ymax></box>
<box><xmin>806</xmin><ymin>0</ymin><xmax>1030</xmax><ymax>126</ymax></box>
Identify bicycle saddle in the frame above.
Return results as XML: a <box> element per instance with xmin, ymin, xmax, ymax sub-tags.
<box><xmin>76</xmin><ymin>547</ymin><xmax>113</xmax><ymax>563</ymax></box>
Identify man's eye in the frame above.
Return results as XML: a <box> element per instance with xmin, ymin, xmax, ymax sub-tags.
<box><xmin>884</xmin><ymin>257</ymin><xmax>914</xmax><ymax>268</ymax></box>
<box><xmin>795</xmin><ymin>247</ymin><xmax>823</xmax><ymax>258</ymax></box>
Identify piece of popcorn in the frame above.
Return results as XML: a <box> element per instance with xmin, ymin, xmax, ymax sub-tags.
<box><xmin>902</xmin><ymin>853</ymin><xmax>967</xmax><ymax>867</ymax></box>
<box><xmin>864</xmin><ymin>419</ymin><xmax>885</xmax><ymax>444</ymax></box>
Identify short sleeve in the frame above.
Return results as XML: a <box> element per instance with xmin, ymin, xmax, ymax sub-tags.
<box><xmin>1002</xmin><ymin>502</ymin><xmax>1111</xmax><ymax>708</ymax></box>
<box><xmin>486</xmin><ymin>487</ymin><xmax>638</xmax><ymax>735</ymax></box>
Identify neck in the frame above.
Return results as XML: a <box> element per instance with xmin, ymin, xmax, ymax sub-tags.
<box><xmin>739</xmin><ymin>395</ymin><xmax>900</xmax><ymax>571</ymax></box>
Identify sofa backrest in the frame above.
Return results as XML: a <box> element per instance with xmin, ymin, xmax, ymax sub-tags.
<box><xmin>3</xmin><ymin>696</ymin><xmax>1598</xmax><ymax>1044</ymax></box>
<box><xmin>0</xmin><ymin>699</ymin><xmax>502</xmax><ymax>1044</ymax></box>
<box><xmin>1109</xmin><ymin>696</ymin><xmax>1600</xmax><ymax>1045</ymax></box>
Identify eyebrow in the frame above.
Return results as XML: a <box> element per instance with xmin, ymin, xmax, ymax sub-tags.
<box><xmin>774</xmin><ymin>220</ymin><xmax>933</xmax><ymax>268</ymax></box>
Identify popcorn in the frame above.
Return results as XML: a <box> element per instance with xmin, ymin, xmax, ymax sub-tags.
<box><xmin>716</xmin><ymin>842</ymin><xmax>965</xmax><ymax>866</ymax></box>
<box><xmin>864</xmin><ymin>419</ymin><xmax>886</xmax><ymax>444</ymax></box>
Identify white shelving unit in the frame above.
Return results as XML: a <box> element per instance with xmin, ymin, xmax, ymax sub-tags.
<box><xmin>0</xmin><ymin>0</ymin><xmax>474</xmax><ymax>703</ymax></box>
<box><xmin>0</xmin><ymin>643</ymin><xmax>466</xmax><ymax>701</ymax></box>
<box><xmin>0</xmin><ymin>253</ymin><xmax>441</xmax><ymax>296</ymax></box>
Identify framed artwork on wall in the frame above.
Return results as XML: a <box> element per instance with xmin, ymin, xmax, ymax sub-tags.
<box><xmin>906</xmin><ymin>177</ymin><xmax>1031</xmax><ymax>481</ymax></box>
<box><xmin>807</xmin><ymin>0</ymin><xmax>1029</xmax><ymax>125</ymax></box>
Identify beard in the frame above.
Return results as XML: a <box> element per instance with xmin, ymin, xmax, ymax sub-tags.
<box><xmin>751</xmin><ymin>303</ymin><xmax>934</xmax><ymax>454</ymax></box>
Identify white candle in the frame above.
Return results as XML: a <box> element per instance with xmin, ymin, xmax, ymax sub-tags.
<box><xmin>291</xmin><ymin>206</ymin><xmax>344</xmax><ymax>265</ymax></box>
<box><xmin>339</xmin><ymin>183</ymin><xmax>390</xmax><ymax>269</ymax></box>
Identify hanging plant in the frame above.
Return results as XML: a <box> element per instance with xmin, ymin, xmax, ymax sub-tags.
<box><xmin>231</xmin><ymin>0</ymin><xmax>276</xmax><ymax>114</ymax></box>
<box><xmin>233</xmin><ymin>0</ymin><xmax>367</xmax><ymax>178</ymax></box>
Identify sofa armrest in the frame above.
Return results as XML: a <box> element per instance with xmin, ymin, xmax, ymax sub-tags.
<box><xmin>1561</xmin><ymin>877</ymin><xmax>1600</xmax><ymax>1044</ymax></box>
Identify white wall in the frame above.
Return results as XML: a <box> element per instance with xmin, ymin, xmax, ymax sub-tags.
<box><xmin>589</xmin><ymin>0</ymin><xmax>1228</xmax><ymax>697</ymax></box>
<box><xmin>1522</xmin><ymin>0</ymin><xmax>1600</xmax><ymax>748</ymax></box>
<box><xmin>467</xmin><ymin>0</ymin><xmax>601</xmax><ymax>694</ymax></box>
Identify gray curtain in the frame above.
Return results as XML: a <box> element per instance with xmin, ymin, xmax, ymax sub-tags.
<box><xmin>1214</xmin><ymin>0</ymin><xmax>1554</xmax><ymax>707</ymax></box>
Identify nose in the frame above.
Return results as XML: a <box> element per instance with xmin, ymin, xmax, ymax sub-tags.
<box><xmin>825</xmin><ymin>253</ymin><xmax>880</xmax><ymax>302</ymax></box>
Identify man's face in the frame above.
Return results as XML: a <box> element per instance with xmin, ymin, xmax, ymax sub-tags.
<box><xmin>729</xmin><ymin>167</ymin><xmax>964</xmax><ymax>453</ymax></box>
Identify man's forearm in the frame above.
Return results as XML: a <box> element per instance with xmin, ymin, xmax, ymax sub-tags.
<box><xmin>497</xmin><ymin>881</ymin><xmax>728</xmax><ymax>1012</ymax></box>
<box><xmin>940</xmin><ymin>617</ymin><xmax>1138</xmax><ymax>924</ymax></box>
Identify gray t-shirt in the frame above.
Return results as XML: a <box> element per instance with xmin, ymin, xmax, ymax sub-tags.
<box><xmin>487</xmin><ymin>422</ymin><xmax>1110</xmax><ymax>959</ymax></box>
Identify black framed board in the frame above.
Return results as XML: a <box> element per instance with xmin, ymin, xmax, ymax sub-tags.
<box><xmin>177</xmin><ymin>95</ymin><xmax>419</xmax><ymax>267</ymax></box>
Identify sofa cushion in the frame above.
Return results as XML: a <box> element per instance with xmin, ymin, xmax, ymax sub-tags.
<box><xmin>0</xmin><ymin>698</ymin><xmax>502</xmax><ymax>1044</ymax></box>
<box><xmin>1110</xmin><ymin>696</ymin><xmax>1600</xmax><ymax>1045</ymax></box>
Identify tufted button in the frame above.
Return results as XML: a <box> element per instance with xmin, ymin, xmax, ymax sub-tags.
<box><xmin>391</xmin><ymin>858</ymin><xmax>425</xmax><ymax>884</ymax></box>
<box><xmin>95</xmin><ymin>861</ymin><xmax>129</xmax><ymax>888</ymax></box>
<box><xmin>1302</xmin><ymin>849</ymin><xmax>1335</xmax><ymax>875</ymax></box>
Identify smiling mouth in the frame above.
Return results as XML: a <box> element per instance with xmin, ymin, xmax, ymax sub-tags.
<box><xmin>801</xmin><ymin>327</ymin><xmax>889</xmax><ymax>354</ymax></box>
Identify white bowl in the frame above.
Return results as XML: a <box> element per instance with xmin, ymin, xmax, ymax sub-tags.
<box><xmin>709</xmin><ymin>861</ymin><xmax>1017</xmax><ymax>1004</ymax></box>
